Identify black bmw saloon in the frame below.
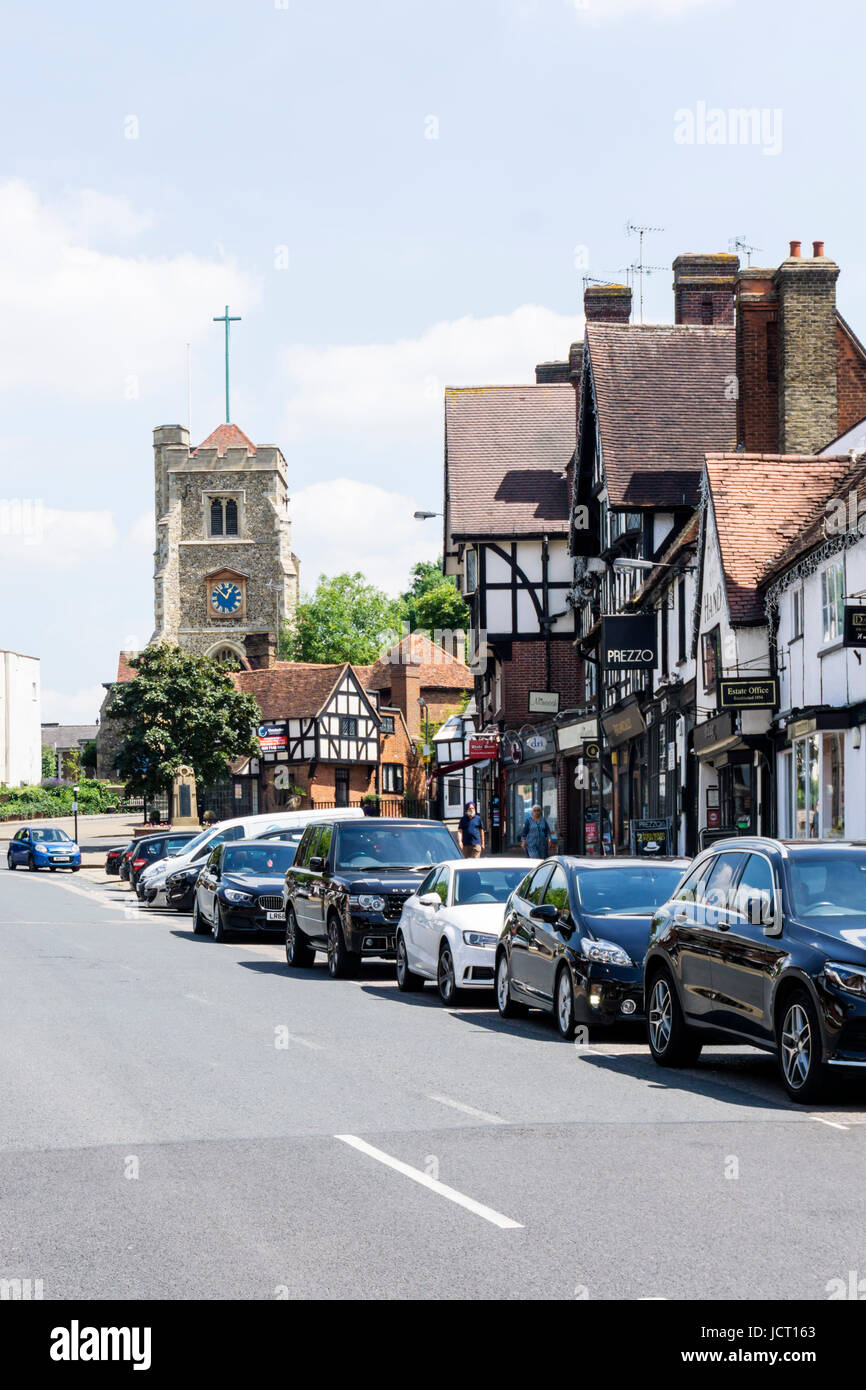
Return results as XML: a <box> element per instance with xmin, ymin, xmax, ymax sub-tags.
<box><xmin>192</xmin><ymin>839</ymin><xmax>298</xmax><ymax>941</ymax></box>
<box><xmin>644</xmin><ymin>837</ymin><xmax>866</xmax><ymax>1101</ymax></box>
<box><xmin>495</xmin><ymin>855</ymin><xmax>688</xmax><ymax>1038</ymax></box>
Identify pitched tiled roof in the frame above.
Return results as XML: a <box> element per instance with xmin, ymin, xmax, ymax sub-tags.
<box><xmin>232</xmin><ymin>662</ymin><xmax>349</xmax><ymax>719</ymax></box>
<box><xmin>587</xmin><ymin>324</ymin><xmax>736</xmax><ymax>508</ymax></box>
<box><xmin>40</xmin><ymin>723</ymin><xmax>98</xmax><ymax>746</ymax></box>
<box><xmin>116</xmin><ymin>651</ymin><xmax>138</xmax><ymax>683</ymax></box>
<box><xmin>195</xmin><ymin>423</ymin><xmax>256</xmax><ymax>455</ymax></box>
<box><xmin>445</xmin><ymin>385</ymin><xmax>574</xmax><ymax>538</ymax></box>
<box><xmin>704</xmin><ymin>453</ymin><xmax>856</xmax><ymax>622</ymax></box>
<box><xmin>761</xmin><ymin>453</ymin><xmax>866</xmax><ymax>586</ymax></box>
<box><xmin>361</xmin><ymin>632</ymin><xmax>472</xmax><ymax>692</ymax></box>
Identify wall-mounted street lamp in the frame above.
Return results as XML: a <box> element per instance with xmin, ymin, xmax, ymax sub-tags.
<box><xmin>413</xmin><ymin>510</ymin><xmax>442</xmax><ymax>520</ymax></box>
<box><xmin>612</xmin><ymin>557</ymin><xmax>696</xmax><ymax>574</ymax></box>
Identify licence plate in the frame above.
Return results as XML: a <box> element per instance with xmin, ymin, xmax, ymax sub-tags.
<box><xmin>266</xmin><ymin>910</ymin><xmax>283</xmax><ymax>921</ymax></box>
<box><xmin>54</xmin><ymin>857</ymin><xmax>71</xmax><ymax>863</ymax></box>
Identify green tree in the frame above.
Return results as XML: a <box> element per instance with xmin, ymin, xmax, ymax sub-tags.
<box><xmin>105</xmin><ymin>645</ymin><xmax>259</xmax><ymax>803</ymax></box>
<box><xmin>280</xmin><ymin>573</ymin><xmax>404</xmax><ymax>664</ymax></box>
<box><xmin>80</xmin><ymin>739</ymin><xmax>98</xmax><ymax>776</ymax></box>
<box><xmin>41</xmin><ymin>745</ymin><xmax>57</xmax><ymax>780</ymax></box>
<box><xmin>401</xmin><ymin>557</ymin><xmax>469</xmax><ymax>634</ymax></box>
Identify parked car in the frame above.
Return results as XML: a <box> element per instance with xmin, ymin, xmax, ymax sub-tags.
<box><xmin>645</xmin><ymin>837</ymin><xmax>866</xmax><ymax>1102</ymax></box>
<box><xmin>161</xmin><ymin>864</ymin><xmax>202</xmax><ymax>912</ymax></box>
<box><xmin>192</xmin><ymin>839</ymin><xmax>300</xmax><ymax>940</ymax></box>
<box><xmin>137</xmin><ymin>808</ymin><xmax>364</xmax><ymax>906</ymax></box>
<box><xmin>7</xmin><ymin>826</ymin><xmax>81</xmax><ymax>872</ymax></box>
<box><xmin>396</xmin><ymin>858</ymin><xmax>531</xmax><ymax>1003</ymax></box>
<box><xmin>118</xmin><ymin>839</ymin><xmax>138</xmax><ymax>881</ymax></box>
<box><xmin>105</xmin><ymin>845</ymin><xmax>125</xmax><ymax>875</ymax></box>
<box><xmin>495</xmin><ymin>856</ymin><xmax>689</xmax><ymax>1038</ymax></box>
<box><xmin>284</xmin><ymin>818</ymin><xmax>459</xmax><ymax>977</ymax></box>
<box><xmin>128</xmin><ymin>830</ymin><xmax>199</xmax><ymax>890</ymax></box>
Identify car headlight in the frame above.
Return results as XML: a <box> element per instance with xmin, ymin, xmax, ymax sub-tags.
<box><xmin>825</xmin><ymin>962</ymin><xmax>866</xmax><ymax>996</ymax></box>
<box><xmin>223</xmin><ymin>888</ymin><xmax>254</xmax><ymax>904</ymax></box>
<box><xmin>580</xmin><ymin>936</ymin><xmax>633</xmax><ymax>967</ymax></box>
<box><xmin>462</xmin><ymin>931</ymin><xmax>499</xmax><ymax>948</ymax></box>
<box><xmin>350</xmin><ymin>894</ymin><xmax>385</xmax><ymax>911</ymax></box>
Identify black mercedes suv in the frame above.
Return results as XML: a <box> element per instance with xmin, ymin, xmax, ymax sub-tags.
<box><xmin>284</xmin><ymin>818</ymin><xmax>458</xmax><ymax>977</ymax></box>
<box><xmin>645</xmin><ymin>837</ymin><xmax>866</xmax><ymax>1101</ymax></box>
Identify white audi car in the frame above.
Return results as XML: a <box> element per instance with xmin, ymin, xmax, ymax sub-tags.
<box><xmin>395</xmin><ymin>857</ymin><xmax>534</xmax><ymax>1005</ymax></box>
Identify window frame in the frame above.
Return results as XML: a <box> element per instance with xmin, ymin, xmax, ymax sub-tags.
<box><xmin>821</xmin><ymin>561</ymin><xmax>845</xmax><ymax>645</ymax></box>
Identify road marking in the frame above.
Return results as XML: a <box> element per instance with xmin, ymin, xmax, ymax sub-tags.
<box><xmin>811</xmin><ymin>1116</ymin><xmax>850</xmax><ymax>1130</ymax></box>
<box><xmin>427</xmin><ymin>1093</ymin><xmax>506</xmax><ymax>1124</ymax></box>
<box><xmin>335</xmin><ymin>1134</ymin><xmax>523</xmax><ymax>1229</ymax></box>
<box><xmin>284</xmin><ymin>1033</ymin><xmax>324</xmax><ymax>1050</ymax></box>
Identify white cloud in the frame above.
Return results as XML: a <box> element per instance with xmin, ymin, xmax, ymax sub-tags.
<box><xmin>0</xmin><ymin>180</ymin><xmax>260</xmax><ymax>398</ymax></box>
<box><xmin>571</xmin><ymin>0</ymin><xmax>727</xmax><ymax>17</ymax></box>
<box><xmin>281</xmin><ymin>304</ymin><xmax>582</xmax><ymax>442</ymax></box>
<box><xmin>292</xmin><ymin>478</ymin><xmax>440</xmax><ymax>595</ymax></box>
<box><xmin>41</xmin><ymin>683</ymin><xmax>106</xmax><ymax>725</ymax></box>
<box><xmin>127</xmin><ymin>509</ymin><xmax>154</xmax><ymax>548</ymax></box>
<box><xmin>1</xmin><ymin>504</ymin><xmax>118</xmax><ymax>568</ymax></box>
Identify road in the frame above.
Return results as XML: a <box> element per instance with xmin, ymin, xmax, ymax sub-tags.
<box><xmin>3</xmin><ymin>863</ymin><xmax>866</xmax><ymax>1301</ymax></box>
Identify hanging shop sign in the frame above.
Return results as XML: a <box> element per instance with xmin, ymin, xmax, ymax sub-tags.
<box><xmin>629</xmin><ymin>818</ymin><xmax>672</xmax><ymax>857</ymax></box>
<box><xmin>601</xmin><ymin>701</ymin><xmax>646</xmax><ymax>748</ymax></box>
<box><xmin>844</xmin><ymin>606</ymin><xmax>866</xmax><ymax>648</ymax></box>
<box><xmin>528</xmin><ymin>690</ymin><xmax>560</xmax><ymax>715</ymax></box>
<box><xmin>556</xmin><ymin>717</ymin><xmax>599</xmax><ymax>753</ymax></box>
<box><xmin>718</xmin><ymin>678</ymin><xmax>778</xmax><ymax>710</ymax></box>
<box><xmin>467</xmin><ymin>735</ymin><xmax>499</xmax><ymax>760</ymax></box>
<box><xmin>600</xmin><ymin>614</ymin><xmax>658</xmax><ymax>671</ymax></box>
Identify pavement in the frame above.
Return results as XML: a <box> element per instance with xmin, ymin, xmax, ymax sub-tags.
<box><xmin>3</xmin><ymin>862</ymin><xmax>866</xmax><ymax>1300</ymax></box>
<box><xmin>0</xmin><ymin>812</ymin><xmax>179</xmax><ymax>868</ymax></box>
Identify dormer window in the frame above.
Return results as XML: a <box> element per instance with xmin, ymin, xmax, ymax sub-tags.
<box><xmin>209</xmin><ymin>497</ymin><xmax>239</xmax><ymax>537</ymax></box>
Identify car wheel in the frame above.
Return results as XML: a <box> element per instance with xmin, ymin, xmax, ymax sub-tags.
<box><xmin>28</xmin><ymin>854</ymin><xmax>37</xmax><ymax>872</ymax></box>
<box><xmin>327</xmin><ymin>916</ymin><xmax>359</xmax><ymax>979</ymax></box>
<box><xmin>7</xmin><ymin>853</ymin><xmax>15</xmax><ymax>870</ymax></box>
<box><xmin>395</xmin><ymin>932</ymin><xmax>425</xmax><ymax>992</ymax></box>
<box><xmin>437</xmin><ymin>943</ymin><xmax>462</xmax><ymax>1006</ymax></box>
<box><xmin>555</xmin><ymin>966</ymin><xmax>576</xmax><ymax>1040</ymax></box>
<box><xmin>71</xmin><ymin>866</ymin><xmax>80</xmax><ymax>873</ymax></box>
<box><xmin>49</xmin><ymin>866</ymin><xmax>57</xmax><ymax>873</ymax></box>
<box><xmin>496</xmin><ymin>951</ymin><xmax>527</xmax><ymax>1019</ymax></box>
<box><xmin>285</xmin><ymin>908</ymin><xmax>315</xmax><ymax>969</ymax></box>
<box><xmin>192</xmin><ymin>898</ymin><xmax>210</xmax><ymax>936</ymax></box>
<box><xmin>212</xmin><ymin>904</ymin><xmax>228</xmax><ymax>943</ymax></box>
<box><xmin>777</xmin><ymin>989</ymin><xmax>828</xmax><ymax>1103</ymax></box>
<box><xmin>646</xmin><ymin>968</ymin><xmax>702</xmax><ymax>1067</ymax></box>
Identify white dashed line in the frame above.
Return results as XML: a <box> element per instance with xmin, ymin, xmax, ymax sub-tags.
<box><xmin>335</xmin><ymin>1134</ymin><xmax>523</xmax><ymax>1229</ymax></box>
<box><xmin>426</xmin><ymin>1093</ymin><xmax>506</xmax><ymax>1124</ymax></box>
<box><xmin>811</xmin><ymin>1116</ymin><xmax>850</xmax><ymax>1130</ymax></box>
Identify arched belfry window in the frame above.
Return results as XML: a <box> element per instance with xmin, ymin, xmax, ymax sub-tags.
<box><xmin>209</xmin><ymin>496</ymin><xmax>240</xmax><ymax>538</ymax></box>
<box><xmin>211</xmin><ymin>646</ymin><xmax>243</xmax><ymax>670</ymax></box>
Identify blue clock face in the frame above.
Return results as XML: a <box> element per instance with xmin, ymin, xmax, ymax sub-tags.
<box><xmin>211</xmin><ymin>581</ymin><xmax>242</xmax><ymax>615</ymax></box>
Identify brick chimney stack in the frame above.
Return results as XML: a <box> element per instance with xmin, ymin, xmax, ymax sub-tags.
<box><xmin>243</xmin><ymin>632</ymin><xmax>277</xmax><ymax>670</ymax></box>
<box><xmin>583</xmin><ymin>284</ymin><xmax>632</xmax><ymax>324</ymax></box>
<box><xmin>672</xmin><ymin>253</ymin><xmax>739</xmax><ymax>326</ymax></box>
<box><xmin>388</xmin><ymin>638</ymin><xmax>423</xmax><ymax>739</ymax></box>
<box><xmin>774</xmin><ymin>240</ymin><xmax>840</xmax><ymax>453</ymax></box>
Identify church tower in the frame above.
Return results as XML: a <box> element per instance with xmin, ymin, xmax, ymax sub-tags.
<box><xmin>150</xmin><ymin>422</ymin><xmax>300</xmax><ymax>664</ymax></box>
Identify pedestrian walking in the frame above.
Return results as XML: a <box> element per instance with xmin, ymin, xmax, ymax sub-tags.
<box><xmin>520</xmin><ymin>804</ymin><xmax>553</xmax><ymax>858</ymax></box>
<box><xmin>456</xmin><ymin>801</ymin><xmax>485</xmax><ymax>858</ymax></box>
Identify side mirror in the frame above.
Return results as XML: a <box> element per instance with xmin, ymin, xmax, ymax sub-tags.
<box><xmin>744</xmin><ymin>891</ymin><xmax>782</xmax><ymax>936</ymax></box>
<box><xmin>418</xmin><ymin>892</ymin><xmax>442</xmax><ymax>908</ymax></box>
<box><xmin>530</xmin><ymin>903</ymin><xmax>559</xmax><ymax>923</ymax></box>
<box><xmin>309</xmin><ymin>856</ymin><xmax>325</xmax><ymax>872</ymax></box>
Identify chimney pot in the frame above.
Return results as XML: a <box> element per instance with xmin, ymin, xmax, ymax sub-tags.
<box><xmin>813</xmin><ymin>240</ymin><xmax>825</xmax><ymax>258</ymax></box>
<box><xmin>789</xmin><ymin>240</ymin><xmax>801</xmax><ymax>258</ymax></box>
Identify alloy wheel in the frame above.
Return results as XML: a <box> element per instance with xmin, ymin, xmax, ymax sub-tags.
<box><xmin>396</xmin><ymin>937</ymin><xmax>407</xmax><ymax>986</ymax></box>
<box><xmin>327</xmin><ymin>921</ymin><xmax>339</xmax><ymax>976</ymax></box>
<box><xmin>496</xmin><ymin>955</ymin><xmax>509</xmax><ymax>1011</ymax></box>
<box><xmin>649</xmin><ymin>977</ymin><xmax>673</xmax><ymax>1054</ymax></box>
<box><xmin>557</xmin><ymin>970</ymin><xmax>574</xmax><ymax>1035</ymax></box>
<box><xmin>781</xmin><ymin>1003</ymin><xmax>812</xmax><ymax>1090</ymax></box>
<box><xmin>438</xmin><ymin>947</ymin><xmax>455</xmax><ymax>1004</ymax></box>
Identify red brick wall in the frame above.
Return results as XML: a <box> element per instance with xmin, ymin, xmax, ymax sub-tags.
<box><xmin>737</xmin><ymin>299</ymin><xmax>779</xmax><ymax>452</ymax></box>
<box><xmin>499</xmin><ymin>641</ymin><xmax>583</xmax><ymax>724</ymax></box>
<box><xmin>836</xmin><ymin>321</ymin><xmax>866</xmax><ymax>435</ymax></box>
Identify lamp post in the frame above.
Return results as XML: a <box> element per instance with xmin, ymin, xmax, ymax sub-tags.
<box><xmin>418</xmin><ymin>696</ymin><xmax>431</xmax><ymax>818</ymax></box>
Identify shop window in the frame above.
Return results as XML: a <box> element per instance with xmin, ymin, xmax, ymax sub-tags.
<box><xmin>821</xmin><ymin>562</ymin><xmax>844</xmax><ymax>644</ymax></box>
<box><xmin>791</xmin><ymin>733</ymin><xmax>845</xmax><ymax>838</ymax></box>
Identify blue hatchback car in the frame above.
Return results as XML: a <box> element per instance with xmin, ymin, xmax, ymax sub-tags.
<box><xmin>7</xmin><ymin>826</ymin><xmax>81</xmax><ymax>871</ymax></box>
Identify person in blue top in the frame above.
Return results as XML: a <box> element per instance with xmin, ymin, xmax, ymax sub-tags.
<box><xmin>457</xmin><ymin>801</ymin><xmax>485</xmax><ymax>858</ymax></box>
<box><xmin>520</xmin><ymin>804</ymin><xmax>553</xmax><ymax>858</ymax></box>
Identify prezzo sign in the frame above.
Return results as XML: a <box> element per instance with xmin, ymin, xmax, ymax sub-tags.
<box><xmin>600</xmin><ymin>614</ymin><xmax>658</xmax><ymax>671</ymax></box>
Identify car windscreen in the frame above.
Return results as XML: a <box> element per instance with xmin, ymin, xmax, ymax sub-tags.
<box><xmin>178</xmin><ymin>827</ymin><xmax>213</xmax><ymax>855</ymax></box>
<box><xmin>576</xmin><ymin>865</ymin><xmax>685</xmax><ymax>915</ymax></box>
<box><xmin>788</xmin><ymin>850</ymin><xmax>866</xmax><ymax>928</ymax></box>
<box><xmin>30</xmin><ymin>828</ymin><xmax>72</xmax><ymax>842</ymax></box>
<box><xmin>453</xmin><ymin>866</ymin><xmax>527</xmax><ymax>905</ymax></box>
<box><xmin>222</xmin><ymin>844</ymin><xmax>296</xmax><ymax>876</ymax></box>
<box><xmin>335</xmin><ymin>824</ymin><xmax>457</xmax><ymax>871</ymax></box>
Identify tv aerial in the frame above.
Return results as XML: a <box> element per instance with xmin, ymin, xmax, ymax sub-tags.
<box><xmin>625</xmin><ymin>221</ymin><xmax>665</xmax><ymax>323</ymax></box>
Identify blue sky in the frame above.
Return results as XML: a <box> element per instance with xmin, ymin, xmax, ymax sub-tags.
<box><xmin>1</xmin><ymin>0</ymin><xmax>863</xmax><ymax>720</ymax></box>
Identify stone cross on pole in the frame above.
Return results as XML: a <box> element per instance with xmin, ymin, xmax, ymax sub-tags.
<box><xmin>213</xmin><ymin>305</ymin><xmax>241</xmax><ymax>423</ymax></box>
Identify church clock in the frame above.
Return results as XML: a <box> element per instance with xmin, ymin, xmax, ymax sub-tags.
<box><xmin>204</xmin><ymin>568</ymin><xmax>247</xmax><ymax>621</ymax></box>
<box><xmin>211</xmin><ymin>580</ymin><xmax>243</xmax><ymax>615</ymax></box>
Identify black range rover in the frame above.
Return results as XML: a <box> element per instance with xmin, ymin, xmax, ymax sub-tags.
<box><xmin>284</xmin><ymin>818</ymin><xmax>458</xmax><ymax>977</ymax></box>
